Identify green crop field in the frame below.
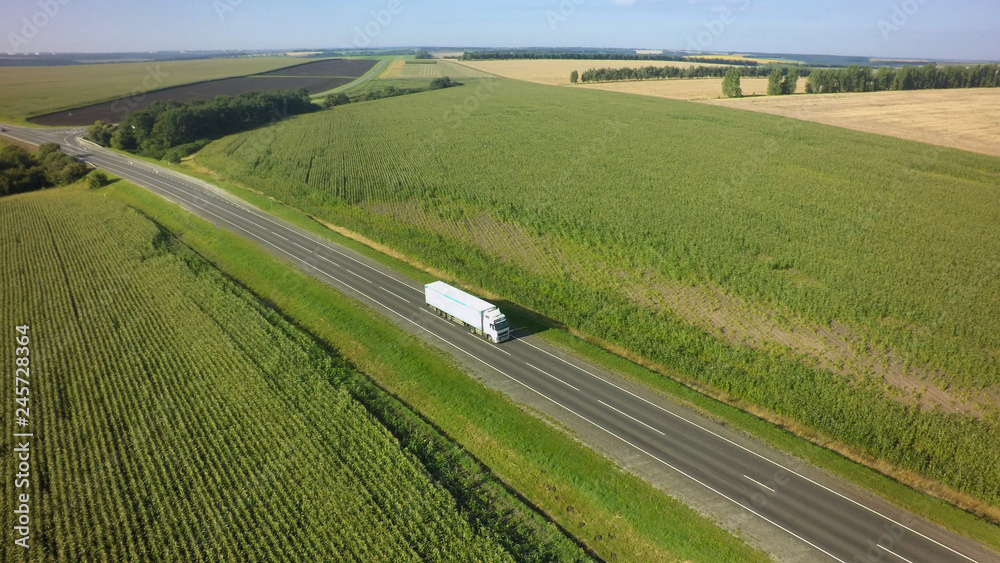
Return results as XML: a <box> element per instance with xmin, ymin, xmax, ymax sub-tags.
<box><xmin>194</xmin><ymin>78</ymin><xmax>1000</xmax><ymax>510</ymax></box>
<box><xmin>0</xmin><ymin>58</ymin><xmax>309</xmax><ymax>123</ymax></box>
<box><xmin>381</xmin><ymin>59</ymin><xmax>495</xmax><ymax>79</ymax></box>
<box><xmin>0</xmin><ymin>184</ymin><xmax>524</xmax><ymax>561</ymax></box>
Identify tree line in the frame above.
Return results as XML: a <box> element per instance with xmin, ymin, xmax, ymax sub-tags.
<box><xmin>324</xmin><ymin>77</ymin><xmax>461</xmax><ymax>107</ymax></box>
<box><xmin>577</xmin><ymin>64</ymin><xmax>803</xmax><ymax>83</ymax></box>
<box><xmin>464</xmin><ymin>50</ymin><xmax>757</xmax><ymax>66</ymax></box>
<box><xmin>0</xmin><ymin>142</ymin><xmax>90</xmax><ymax>197</ymax></box>
<box><xmin>806</xmin><ymin>63</ymin><xmax>1000</xmax><ymax>93</ymax></box>
<box><xmin>87</xmin><ymin>89</ymin><xmax>318</xmax><ymax>161</ymax></box>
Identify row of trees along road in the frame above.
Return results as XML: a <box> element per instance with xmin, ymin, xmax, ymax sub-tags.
<box><xmin>88</xmin><ymin>89</ymin><xmax>318</xmax><ymax>162</ymax></box>
<box><xmin>0</xmin><ymin>142</ymin><xmax>90</xmax><ymax>196</ymax></box>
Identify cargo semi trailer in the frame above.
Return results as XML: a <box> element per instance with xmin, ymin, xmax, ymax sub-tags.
<box><xmin>425</xmin><ymin>281</ymin><xmax>510</xmax><ymax>343</ymax></box>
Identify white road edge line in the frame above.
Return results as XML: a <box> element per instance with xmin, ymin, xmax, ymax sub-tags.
<box><xmin>516</xmin><ymin>339</ymin><xmax>978</xmax><ymax>563</ymax></box>
<box><xmin>878</xmin><ymin>544</ymin><xmax>916</xmax><ymax>563</ymax></box>
<box><xmin>744</xmin><ymin>475</ymin><xmax>776</xmax><ymax>493</ymax></box>
<box><xmin>12</xmin><ymin>129</ymin><xmax>970</xmax><ymax>563</ymax></box>
<box><xmin>0</xmin><ymin>141</ymin><xmax>845</xmax><ymax>558</ymax></box>
<box><xmin>598</xmin><ymin>400</ymin><xmax>666</xmax><ymax>436</ymax></box>
<box><xmin>525</xmin><ymin>363</ymin><xmax>580</xmax><ymax>392</ymax></box>
<box><xmin>76</xmin><ymin>135</ymin><xmax>423</xmax><ymax>295</ymax></box>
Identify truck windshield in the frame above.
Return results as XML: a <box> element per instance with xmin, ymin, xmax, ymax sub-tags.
<box><xmin>495</xmin><ymin>319</ymin><xmax>509</xmax><ymax>331</ymax></box>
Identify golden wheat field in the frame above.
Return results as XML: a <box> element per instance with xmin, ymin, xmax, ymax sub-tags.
<box><xmin>706</xmin><ymin>88</ymin><xmax>1000</xmax><ymax>157</ymax></box>
<box><xmin>575</xmin><ymin>77</ymin><xmax>774</xmax><ymax>99</ymax></box>
<box><xmin>451</xmin><ymin>59</ymin><xmax>727</xmax><ymax>85</ymax></box>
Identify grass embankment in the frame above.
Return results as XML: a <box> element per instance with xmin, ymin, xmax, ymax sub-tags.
<box><xmin>189</xmin><ymin>78</ymin><xmax>1000</xmax><ymax>526</ymax></box>
<box><xmin>104</xmin><ymin>178</ymin><xmax>769</xmax><ymax>562</ymax></box>
<box><xmin>0</xmin><ymin>183</ymin><xmax>523</xmax><ymax>561</ymax></box>
<box><xmin>0</xmin><ymin>57</ymin><xmax>309</xmax><ymax>123</ymax></box>
<box><xmin>137</xmin><ymin>154</ymin><xmax>1000</xmax><ymax>552</ymax></box>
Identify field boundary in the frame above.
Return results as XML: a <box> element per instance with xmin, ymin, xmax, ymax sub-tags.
<box><xmin>26</xmin><ymin>57</ymin><xmax>375</xmax><ymax>126</ymax></box>
<box><xmin>140</xmin><ymin>152</ymin><xmax>1000</xmax><ymax>553</ymax></box>
<box><xmin>313</xmin><ymin>58</ymin><xmax>393</xmax><ymax>98</ymax></box>
<box><xmin>103</xmin><ymin>175</ymin><xmax>771</xmax><ymax>562</ymax></box>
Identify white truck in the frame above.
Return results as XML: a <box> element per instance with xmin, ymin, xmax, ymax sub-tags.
<box><xmin>425</xmin><ymin>281</ymin><xmax>510</xmax><ymax>343</ymax></box>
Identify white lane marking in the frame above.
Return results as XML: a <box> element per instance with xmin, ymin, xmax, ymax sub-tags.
<box><xmin>517</xmin><ymin>339</ymin><xmax>976</xmax><ymax>562</ymax></box>
<box><xmin>379</xmin><ymin>286</ymin><xmax>411</xmax><ymax>303</ymax></box>
<box><xmin>525</xmin><ymin>363</ymin><xmax>580</xmax><ymax>392</ymax></box>
<box><xmin>744</xmin><ymin>475</ymin><xmax>776</xmax><ymax>493</ymax></box>
<box><xmin>79</xmin><ymin>135</ymin><xmax>425</xmax><ymax>297</ymax></box>
<box><xmin>58</xmin><ymin>134</ymin><xmax>967</xmax><ymax>563</ymax></box>
<box><xmin>48</xmin><ymin>149</ymin><xmax>843</xmax><ymax>559</ymax></box>
<box><xmin>598</xmin><ymin>400</ymin><xmax>665</xmax><ymax>436</ymax></box>
<box><xmin>72</xmin><ymin>133</ymin><xmax>415</xmax><ymax>291</ymax></box>
<box><xmin>878</xmin><ymin>544</ymin><xmax>916</xmax><ymax>563</ymax></box>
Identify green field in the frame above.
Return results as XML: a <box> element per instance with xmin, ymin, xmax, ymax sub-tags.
<box><xmin>100</xmin><ymin>178</ymin><xmax>772</xmax><ymax>562</ymax></box>
<box><xmin>0</xmin><ymin>58</ymin><xmax>309</xmax><ymax>123</ymax></box>
<box><xmin>381</xmin><ymin>58</ymin><xmax>495</xmax><ymax>79</ymax></box>
<box><xmin>194</xmin><ymin>78</ymin><xmax>1000</xmax><ymax>509</ymax></box>
<box><xmin>0</xmin><ymin>184</ymin><xmax>553</xmax><ymax>561</ymax></box>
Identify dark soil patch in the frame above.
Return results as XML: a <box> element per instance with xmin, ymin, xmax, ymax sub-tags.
<box><xmin>30</xmin><ymin>58</ymin><xmax>376</xmax><ymax>126</ymax></box>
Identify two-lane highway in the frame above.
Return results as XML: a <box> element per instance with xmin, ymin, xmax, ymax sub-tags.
<box><xmin>3</xmin><ymin>124</ymin><xmax>997</xmax><ymax>562</ymax></box>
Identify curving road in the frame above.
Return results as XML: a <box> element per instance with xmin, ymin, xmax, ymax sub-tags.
<box><xmin>2</xmin><ymin>124</ymin><xmax>997</xmax><ymax>563</ymax></box>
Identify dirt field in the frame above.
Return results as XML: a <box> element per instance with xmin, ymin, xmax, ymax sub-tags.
<box><xmin>30</xmin><ymin>59</ymin><xmax>377</xmax><ymax>126</ymax></box>
<box><xmin>452</xmin><ymin>59</ymin><xmax>726</xmax><ymax>85</ymax></box>
<box><xmin>706</xmin><ymin>89</ymin><xmax>1000</xmax><ymax>158</ymax></box>
<box><xmin>575</xmin><ymin>77</ymin><xmax>773</xmax><ymax>100</ymax></box>
<box><xmin>0</xmin><ymin>57</ymin><xmax>310</xmax><ymax>123</ymax></box>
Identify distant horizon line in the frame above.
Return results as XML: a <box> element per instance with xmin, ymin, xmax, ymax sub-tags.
<box><xmin>2</xmin><ymin>47</ymin><xmax>996</xmax><ymax>64</ymax></box>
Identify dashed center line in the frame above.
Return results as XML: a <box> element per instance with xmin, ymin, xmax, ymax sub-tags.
<box><xmin>744</xmin><ymin>475</ymin><xmax>776</xmax><ymax>493</ymax></box>
<box><xmin>525</xmin><ymin>363</ymin><xmax>580</xmax><ymax>391</ymax></box>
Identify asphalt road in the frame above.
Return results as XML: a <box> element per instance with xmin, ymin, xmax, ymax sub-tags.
<box><xmin>3</xmin><ymin>124</ymin><xmax>997</xmax><ymax>563</ymax></box>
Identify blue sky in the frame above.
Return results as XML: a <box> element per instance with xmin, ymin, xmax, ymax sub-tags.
<box><xmin>3</xmin><ymin>0</ymin><xmax>997</xmax><ymax>60</ymax></box>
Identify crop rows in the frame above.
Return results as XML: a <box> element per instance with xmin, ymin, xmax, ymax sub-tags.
<box><xmin>196</xmin><ymin>78</ymin><xmax>1000</xmax><ymax>505</ymax></box>
<box><xmin>0</xmin><ymin>186</ymin><xmax>513</xmax><ymax>562</ymax></box>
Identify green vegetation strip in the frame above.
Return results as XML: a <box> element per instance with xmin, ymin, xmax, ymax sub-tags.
<box><xmin>0</xmin><ymin>57</ymin><xmax>310</xmax><ymax>123</ymax></box>
<box><xmin>0</xmin><ymin>184</ymin><xmax>513</xmax><ymax>561</ymax></box>
<box><xmin>106</xmin><ymin>179</ymin><xmax>769</xmax><ymax>562</ymax></box>
<box><xmin>197</xmin><ymin>167</ymin><xmax>1000</xmax><ymax>553</ymax></box>
<box><xmin>191</xmin><ymin>78</ymin><xmax>1000</xmax><ymax>512</ymax></box>
<box><xmin>130</xmin><ymin>150</ymin><xmax>1000</xmax><ymax>548</ymax></box>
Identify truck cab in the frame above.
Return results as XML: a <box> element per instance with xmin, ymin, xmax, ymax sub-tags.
<box><xmin>484</xmin><ymin>310</ymin><xmax>511</xmax><ymax>343</ymax></box>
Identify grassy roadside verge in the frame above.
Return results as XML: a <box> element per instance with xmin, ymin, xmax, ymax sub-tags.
<box><xmin>127</xmin><ymin>153</ymin><xmax>1000</xmax><ymax>553</ymax></box>
<box><xmin>103</xmin><ymin>178</ymin><xmax>769</xmax><ymax>562</ymax></box>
